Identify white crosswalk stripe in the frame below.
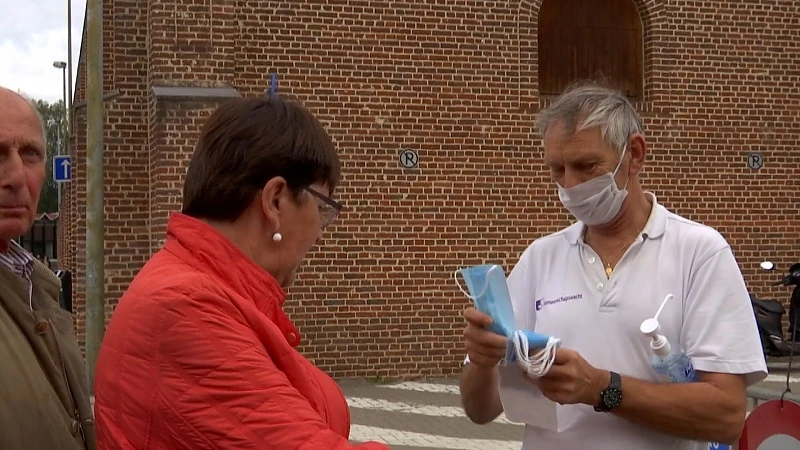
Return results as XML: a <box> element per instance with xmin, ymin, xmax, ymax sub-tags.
<box><xmin>764</xmin><ymin>374</ymin><xmax>800</xmax><ymax>383</ymax></box>
<box><xmin>349</xmin><ymin>425</ymin><xmax>522</xmax><ymax>450</ymax></box>
<box><xmin>347</xmin><ymin>397</ymin><xmax>517</xmax><ymax>425</ymax></box>
<box><xmin>382</xmin><ymin>381</ymin><xmax>461</xmax><ymax>395</ymax></box>
<box><xmin>345</xmin><ymin>380</ymin><xmax>523</xmax><ymax>449</ymax></box>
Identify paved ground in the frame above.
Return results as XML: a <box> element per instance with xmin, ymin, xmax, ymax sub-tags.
<box><xmin>340</xmin><ymin>360</ymin><xmax>799</xmax><ymax>450</ymax></box>
<box><xmin>340</xmin><ymin>378</ymin><xmax>523</xmax><ymax>450</ymax></box>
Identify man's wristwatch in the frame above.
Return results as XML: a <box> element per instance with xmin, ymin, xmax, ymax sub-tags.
<box><xmin>594</xmin><ymin>371</ymin><xmax>623</xmax><ymax>412</ymax></box>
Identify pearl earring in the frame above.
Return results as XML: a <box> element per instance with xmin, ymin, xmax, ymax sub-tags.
<box><xmin>272</xmin><ymin>232</ymin><xmax>282</xmax><ymax>242</ymax></box>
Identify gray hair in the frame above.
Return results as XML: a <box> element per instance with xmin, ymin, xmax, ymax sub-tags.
<box><xmin>15</xmin><ymin>92</ymin><xmax>49</xmax><ymax>150</ymax></box>
<box><xmin>534</xmin><ymin>81</ymin><xmax>643</xmax><ymax>153</ymax></box>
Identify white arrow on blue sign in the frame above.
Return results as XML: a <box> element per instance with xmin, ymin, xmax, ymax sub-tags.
<box><xmin>53</xmin><ymin>155</ymin><xmax>72</xmax><ymax>182</ymax></box>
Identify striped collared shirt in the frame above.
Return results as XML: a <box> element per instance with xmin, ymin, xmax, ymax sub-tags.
<box><xmin>0</xmin><ymin>240</ymin><xmax>35</xmax><ymax>309</ymax></box>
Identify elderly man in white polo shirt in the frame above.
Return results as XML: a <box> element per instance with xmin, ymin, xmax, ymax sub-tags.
<box><xmin>458</xmin><ymin>82</ymin><xmax>767</xmax><ymax>450</ymax></box>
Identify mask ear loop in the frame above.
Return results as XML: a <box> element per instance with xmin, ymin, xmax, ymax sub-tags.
<box><xmin>612</xmin><ymin>143</ymin><xmax>628</xmax><ymax>174</ymax></box>
<box><xmin>453</xmin><ymin>266</ymin><xmax>493</xmax><ymax>301</ymax></box>
<box><xmin>512</xmin><ymin>330</ymin><xmax>560</xmax><ymax>378</ymax></box>
<box><xmin>614</xmin><ymin>143</ymin><xmax>631</xmax><ymax>191</ymax></box>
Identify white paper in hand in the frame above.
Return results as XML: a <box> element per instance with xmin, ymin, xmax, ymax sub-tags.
<box><xmin>497</xmin><ymin>364</ymin><xmax>563</xmax><ymax>432</ymax></box>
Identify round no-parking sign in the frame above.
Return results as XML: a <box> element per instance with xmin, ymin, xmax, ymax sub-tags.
<box><xmin>738</xmin><ymin>399</ymin><xmax>800</xmax><ymax>450</ymax></box>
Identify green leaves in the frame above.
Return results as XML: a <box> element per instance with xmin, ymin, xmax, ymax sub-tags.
<box><xmin>32</xmin><ymin>98</ymin><xmax>65</xmax><ymax>214</ymax></box>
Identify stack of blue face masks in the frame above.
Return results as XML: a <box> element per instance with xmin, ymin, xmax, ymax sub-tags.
<box><xmin>455</xmin><ymin>263</ymin><xmax>562</xmax><ymax>377</ymax></box>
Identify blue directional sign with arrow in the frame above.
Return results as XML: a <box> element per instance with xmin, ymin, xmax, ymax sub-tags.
<box><xmin>53</xmin><ymin>155</ymin><xmax>72</xmax><ymax>182</ymax></box>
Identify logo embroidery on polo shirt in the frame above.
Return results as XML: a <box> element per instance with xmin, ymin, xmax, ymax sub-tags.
<box><xmin>535</xmin><ymin>293</ymin><xmax>583</xmax><ymax>311</ymax></box>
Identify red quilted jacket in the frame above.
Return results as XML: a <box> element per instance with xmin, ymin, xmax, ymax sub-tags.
<box><xmin>94</xmin><ymin>213</ymin><xmax>390</xmax><ymax>450</ymax></box>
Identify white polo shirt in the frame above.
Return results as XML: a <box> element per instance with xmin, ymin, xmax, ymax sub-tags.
<box><xmin>500</xmin><ymin>192</ymin><xmax>767</xmax><ymax>450</ymax></box>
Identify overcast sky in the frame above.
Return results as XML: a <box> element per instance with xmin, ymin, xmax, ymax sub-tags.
<box><xmin>1</xmin><ymin>0</ymin><xmax>87</xmax><ymax>104</ymax></box>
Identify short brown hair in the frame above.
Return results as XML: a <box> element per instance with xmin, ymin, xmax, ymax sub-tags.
<box><xmin>182</xmin><ymin>95</ymin><xmax>340</xmax><ymax>221</ymax></box>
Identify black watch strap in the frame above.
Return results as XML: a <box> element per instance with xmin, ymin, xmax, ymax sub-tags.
<box><xmin>594</xmin><ymin>371</ymin><xmax>623</xmax><ymax>412</ymax></box>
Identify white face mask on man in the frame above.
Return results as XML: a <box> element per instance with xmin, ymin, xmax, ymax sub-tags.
<box><xmin>557</xmin><ymin>144</ymin><xmax>630</xmax><ymax>226</ymax></box>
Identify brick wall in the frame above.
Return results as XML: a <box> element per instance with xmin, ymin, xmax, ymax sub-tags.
<box><xmin>150</xmin><ymin>100</ymin><xmax>225</xmax><ymax>247</ymax></box>
<box><xmin>61</xmin><ymin>0</ymin><xmax>800</xmax><ymax>379</ymax></box>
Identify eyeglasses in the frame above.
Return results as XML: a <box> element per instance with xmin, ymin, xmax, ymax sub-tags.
<box><xmin>304</xmin><ymin>187</ymin><xmax>343</xmax><ymax>229</ymax></box>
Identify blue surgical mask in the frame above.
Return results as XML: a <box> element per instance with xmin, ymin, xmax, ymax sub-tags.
<box><xmin>454</xmin><ymin>263</ymin><xmax>562</xmax><ymax>377</ymax></box>
<box><xmin>455</xmin><ymin>264</ymin><xmax>516</xmax><ymax>337</ymax></box>
<box><xmin>557</xmin><ymin>145</ymin><xmax>630</xmax><ymax>226</ymax></box>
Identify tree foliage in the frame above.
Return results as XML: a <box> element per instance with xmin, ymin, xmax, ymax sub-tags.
<box><xmin>31</xmin><ymin>99</ymin><xmax>66</xmax><ymax>214</ymax></box>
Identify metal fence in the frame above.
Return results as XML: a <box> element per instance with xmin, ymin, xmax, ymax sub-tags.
<box><xmin>13</xmin><ymin>213</ymin><xmax>71</xmax><ymax>312</ymax></box>
<box><xmin>745</xmin><ymin>385</ymin><xmax>799</xmax><ymax>409</ymax></box>
<box><xmin>16</xmin><ymin>213</ymin><xmax>59</xmax><ymax>263</ymax></box>
<box><xmin>748</xmin><ymin>360</ymin><xmax>799</xmax><ymax>407</ymax></box>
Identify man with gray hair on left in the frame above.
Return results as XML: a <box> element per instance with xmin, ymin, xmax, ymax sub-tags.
<box><xmin>0</xmin><ymin>86</ymin><xmax>97</xmax><ymax>449</ymax></box>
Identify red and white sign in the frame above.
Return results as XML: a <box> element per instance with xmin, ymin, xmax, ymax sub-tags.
<box><xmin>738</xmin><ymin>399</ymin><xmax>800</xmax><ymax>450</ymax></box>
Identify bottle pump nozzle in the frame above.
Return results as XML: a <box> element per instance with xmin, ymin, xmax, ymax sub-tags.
<box><xmin>640</xmin><ymin>294</ymin><xmax>674</xmax><ymax>357</ymax></box>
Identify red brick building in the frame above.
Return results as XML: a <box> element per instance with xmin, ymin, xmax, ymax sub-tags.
<box><xmin>60</xmin><ymin>0</ymin><xmax>800</xmax><ymax>379</ymax></box>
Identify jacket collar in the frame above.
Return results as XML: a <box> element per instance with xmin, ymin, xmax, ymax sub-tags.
<box><xmin>162</xmin><ymin>212</ymin><xmax>301</xmax><ymax>347</ymax></box>
<box><xmin>564</xmin><ymin>191</ymin><xmax>667</xmax><ymax>245</ymax></box>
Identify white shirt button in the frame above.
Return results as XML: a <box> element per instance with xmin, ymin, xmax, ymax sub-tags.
<box><xmin>588</xmin><ymin>256</ymin><xmax>596</xmax><ymax>264</ymax></box>
<box><xmin>596</xmin><ymin>283</ymin><xmax>604</xmax><ymax>291</ymax></box>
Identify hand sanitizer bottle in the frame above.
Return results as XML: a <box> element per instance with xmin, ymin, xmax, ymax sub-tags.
<box><xmin>639</xmin><ymin>294</ymin><xmax>698</xmax><ymax>383</ymax></box>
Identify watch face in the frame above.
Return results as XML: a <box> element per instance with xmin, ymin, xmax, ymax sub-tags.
<box><xmin>603</xmin><ymin>388</ymin><xmax>623</xmax><ymax>408</ymax></box>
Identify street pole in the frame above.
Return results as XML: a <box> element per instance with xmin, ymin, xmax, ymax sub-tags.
<box><xmin>66</xmin><ymin>0</ymin><xmax>73</xmax><ymax>155</ymax></box>
<box><xmin>56</xmin><ymin>137</ymin><xmax>62</xmax><ymax>212</ymax></box>
<box><xmin>52</xmin><ymin>61</ymin><xmax>67</xmax><ymax>212</ymax></box>
<box><xmin>59</xmin><ymin>66</ymin><xmax>66</xmax><ymax>212</ymax></box>
<box><xmin>85</xmin><ymin>0</ymin><xmax>104</xmax><ymax>391</ymax></box>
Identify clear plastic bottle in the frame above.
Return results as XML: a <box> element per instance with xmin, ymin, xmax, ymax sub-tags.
<box><xmin>640</xmin><ymin>317</ymin><xmax>698</xmax><ymax>383</ymax></box>
<box><xmin>640</xmin><ymin>296</ymin><xmax>720</xmax><ymax>448</ymax></box>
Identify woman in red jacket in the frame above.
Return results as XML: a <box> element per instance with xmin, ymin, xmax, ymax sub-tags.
<box><xmin>93</xmin><ymin>96</ymin><xmax>391</xmax><ymax>450</ymax></box>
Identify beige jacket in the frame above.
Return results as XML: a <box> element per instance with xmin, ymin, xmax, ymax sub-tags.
<box><xmin>0</xmin><ymin>260</ymin><xmax>97</xmax><ymax>449</ymax></box>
